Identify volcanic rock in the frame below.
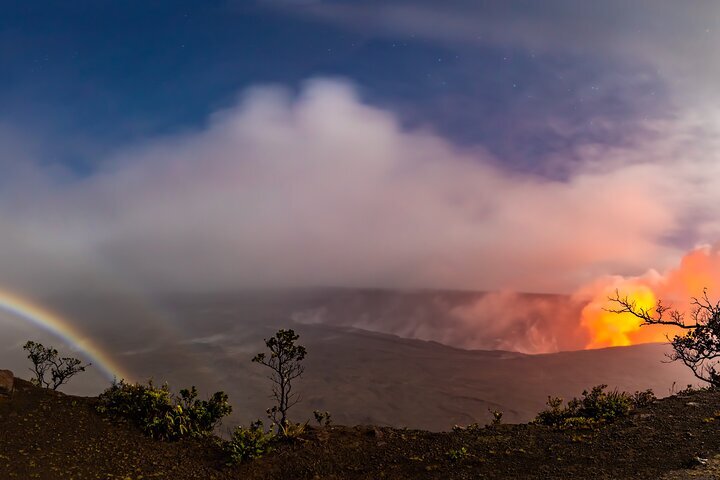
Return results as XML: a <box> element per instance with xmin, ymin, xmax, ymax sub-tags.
<box><xmin>0</xmin><ymin>370</ymin><xmax>14</xmax><ymax>396</ymax></box>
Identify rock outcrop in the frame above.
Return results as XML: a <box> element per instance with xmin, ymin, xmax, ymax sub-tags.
<box><xmin>0</xmin><ymin>369</ymin><xmax>14</xmax><ymax>396</ymax></box>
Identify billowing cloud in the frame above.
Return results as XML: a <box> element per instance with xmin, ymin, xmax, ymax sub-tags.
<box><xmin>0</xmin><ymin>78</ymin><xmax>717</xmax><ymax>297</ymax></box>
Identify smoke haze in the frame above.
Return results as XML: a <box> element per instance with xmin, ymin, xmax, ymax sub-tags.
<box><xmin>1</xmin><ymin>79</ymin><xmax>719</xmax><ymax>299</ymax></box>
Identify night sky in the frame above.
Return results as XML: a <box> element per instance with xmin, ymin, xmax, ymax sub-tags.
<box><xmin>3</xmin><ymin>1</ymin><xmax>665</xmax><ymax>173</ymax></box>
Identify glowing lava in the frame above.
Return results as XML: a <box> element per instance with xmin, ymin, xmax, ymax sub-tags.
<box><xmin>581</xmin><ymin>284</ymin><xmax>659</xmax><ymax>348</ymax></box>
<box><xmin>577</xmin><ymin>245</ymin><xmax>720</xmax><ymax>349</ymax></box>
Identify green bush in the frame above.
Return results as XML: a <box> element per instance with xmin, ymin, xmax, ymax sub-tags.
<box><xmin>446</xmin><ymin>446</ymin><xmax>469</xmax><ymax>462</ymax></box>
<box><xmin>97</xmin><ymin>380</ymin><xmax>231</xmax><ymax>441</ymax></box>
<box><xmin>225</xmin><ymin>420</ymin><xmax>275</xmax><ymax>463</ymax></box>
<box><xmin>534</xmin><ymin>385</ymin><xmax>653</xmax><ymax>428</ymax></box>
<box><xmin>178</xmin><ymin>386</ymin><xmax>232</xmax><ymax>433</ymax></box>
<box><xmin>568</xmin><ymin>384</ymin><xmax>633</xmax><ymax>421</ymax></box>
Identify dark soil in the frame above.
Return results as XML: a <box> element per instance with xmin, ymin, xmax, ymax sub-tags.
<box><xmin>2</xmin><ymin>378</ymin><xmax>720</xmax><ymax>479</ymax></box>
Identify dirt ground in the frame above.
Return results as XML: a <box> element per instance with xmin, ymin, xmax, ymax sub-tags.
<box><xmin>3</xmin><ymin>377</ymin><xmax>720</xmax><ymax>479</ymax></box>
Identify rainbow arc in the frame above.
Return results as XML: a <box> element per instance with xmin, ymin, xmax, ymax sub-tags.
<box><xmin>0</xmin><ymin>289</ymin><xmax>129</xmax><ymax>381</ymax></box>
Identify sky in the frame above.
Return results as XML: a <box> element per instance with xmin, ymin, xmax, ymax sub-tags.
<box><xmin>3</xmin><ymin>1</ymin><xmax>720</xmax><ymax>296</ymax></box>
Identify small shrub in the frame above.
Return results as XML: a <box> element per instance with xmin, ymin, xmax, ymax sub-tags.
<box><xmin>675</xmin><ymin>384</ymin><xmax>709</xmax><ymax>396</ymax></box>
<box><xmin>313</xmin><ymin>410</ymin><xmax>332</xmax><ymax>427</ymax></box>
<box><xmin>534</xmin><ymin>385</ymin><xmax>648</xmax><ymax>428</ymax></box>
<box><xmin>178</xmin><ymin>386</ymin><xmax>232</xmax><ymax>433</ymax></box>
<box><xmin>225</xmin><ymin>420</ymin><xmax>275</xmax><ymax>464</ymax></box>
<box><xmin>678</xmin><ymin>384</ymin><xmax>696</xmax><ymax>395</ymax></box>
<box><xmin>23</xmin><ymin>341</ymin><xmax>90</xmax><ymax>390</ymax></box>
<box><xmin>534</xmin><ymin>396</ymin><xmax>567</xmax><ymax>427</ymax></box>
<box><xmin>631</xmin><ymin>389</ymin><xmax>656</xmax><ymax>408</ymax></box>
<box><xmin>280</xmin><ymin>420</ymin><xmax>309</xmax><ymax>439</ymax></box>
<box><xmin>489</xmin><ymin>408</ymin><xmax>503</xmax><ymax>425</ymax></box>
<box><xmin>446</xmin><ymin>446</ymin><xmax>469</xmax><ymax>462</ymax></box>
<box><xmin>568</xmin><ymin>384</ymin><xmax>632</xmax><ymax>421</ymax></box>
<box><xmin>97</xmin><ymin>379</ymin><xmax>231</xmax><ymax>441</ymax></box>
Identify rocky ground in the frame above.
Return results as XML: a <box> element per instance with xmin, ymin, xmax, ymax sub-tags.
<box><xmin>2</xmin><ymin>372</ymin><xmax>720</xmax><ymax>479</ymax></box>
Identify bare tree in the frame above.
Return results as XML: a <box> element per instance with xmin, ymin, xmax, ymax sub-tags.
<box><xmin>252</xmin><ymin>329</ymin><xmax>306</xmax><ymax>434</ymax></box>
<box><xmin>608</xmin><ymin>288</ymin><xmax>720</xmax><ymax>387</ymax></box>
<box><xmin>23</xmin><ymin>341</ymin><xmax>90</xmax><ymax>390</ymax></box>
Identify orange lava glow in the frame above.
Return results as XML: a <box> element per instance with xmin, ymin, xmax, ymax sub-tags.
<box><xmin>581</xmin><ymin>285</ymin><xmax>660</xmax><ymax>348</ymax></box>
<box><xmin>579</xmin><ymin>245</ymin><xmax>720</xmax><ymax>349</ymax></box>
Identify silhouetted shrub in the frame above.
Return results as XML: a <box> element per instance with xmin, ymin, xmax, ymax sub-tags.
<box><xmin>534</xmin><ymin>385</ymin><xmax>652</xmax><ymax>428</ymax></box>
<box><xmin>225</xmin><ymin>420</ymin><xmax>275</xmax><ymax>464</ymax></box>
<box><xmin>23</xmin><ymin>341</ymin><xmax>90</xmax><ymax>390</ymax></box>
<box><xmin>673</xmin><ymin>383</ymin><xmax>707</xmax><ymax>396</ymax></box>
<box><xmin>97</xmin><ymin>379</ymin><xmax>231</xmax><ymax>441</ymax></box>
<box><xmin>488</xmin><ymin>408</ymin><xmax>503</xmax><ymax>426</ymax></box>
<box><xmin>252</xmin><ymin>329</ymin><xmax>306</xmax><ymax>435</ymax></box>
<box><xmin>313</xmin><ymin>410</ymin><xmax>332</xmax><ymax>427</ymax></box>
<box><xmin>534</xmin><ymin>396</ymin><xmax>567</xmax><ymax>427</ymax></box>
<box><xmin>631</xmin><ymin>389</ymin><xmax>657</xmax><ymax>408</ymax></box>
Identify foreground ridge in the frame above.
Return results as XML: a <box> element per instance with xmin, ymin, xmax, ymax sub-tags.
<box><xmin>2</xmin><ymin>376</ymin><xmax>720</xmax><ymax>479</ymax></box>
